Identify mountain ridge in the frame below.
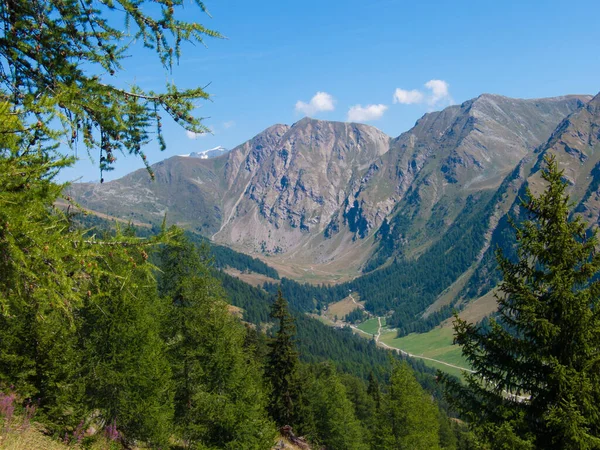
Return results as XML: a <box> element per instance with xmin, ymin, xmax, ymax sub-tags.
<box><xmin>68</xmin><ymin>93</ymin><xmax>593</xmax><ymax>282</ymax></box>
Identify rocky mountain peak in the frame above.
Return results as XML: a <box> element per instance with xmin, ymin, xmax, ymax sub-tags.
<box><xmin>586</xmin><ymin>92</ymin><xmax>600</xmax><ymax>113</ymax></box>
<box><xmin>528</xmin><ymin>91</ymin><xmax>600</xmax><ymax>198</ymax></box>
<box><xmin>212</xmin><ymin>115</ymin><xmax>391</xmax><ymax>262</ymax></box>
<box><xmin>68</xmin><ymin>93</ymin><xmax>593</xmax><ymax>279</ymax></box>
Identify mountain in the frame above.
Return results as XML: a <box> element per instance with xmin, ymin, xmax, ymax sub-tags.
<box><xmin>361</xmin><ymin>94</ymin><xmax>591</xmax><ymax>268</ymax></box>
<box><xmin>68</xmin><ymin>94</ymin><xmax>591</xmax><ymax>284</ymax></box>
<box><xmin>70</xmin><ymin>119</ymin><xmax>391</xmax><ymax>278</ymax></box>
<box><xmin>422</xmin><ymin>92</ymin><xmax>600</xmax><ymax>326</ymax></box>
<box><xmin>529</xmin><ymin>92</ymin><xmax>600</xmax><ymax>204</ymax></box>
<box><xmin>267</xmin><ymin>92</ymin><xmax>600</xmax><ymax>335</ymax></box>
<box><xmin>180</xmin><ymin>145</ymin><xmax>230</xmax><ymax>159</ymax></box>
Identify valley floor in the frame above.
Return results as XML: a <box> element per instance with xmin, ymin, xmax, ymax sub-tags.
<box><xmin>316</xmin><ymin>296</ymin><xmax>473</xmax><ymax>380</ymax></box>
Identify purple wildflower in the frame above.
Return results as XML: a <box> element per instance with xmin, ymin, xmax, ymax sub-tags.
<box><xmin>104</xmin><ymin>418</ymin><xmax>120</xmax><ymax>442</ymax></box>
<box><xmin>73</xmin><ymin>419</ymin><xmax>85</xmax><ymax>444</ymax></box>
<box><xmin>0</xmin><ymin>391</ymin><xmax>16</xmax><ymax>424</ymax></box>
<box><xmin>20</xmin><ymin>398</ymin><xmax>38</xmax><ymax>430</ymax></box>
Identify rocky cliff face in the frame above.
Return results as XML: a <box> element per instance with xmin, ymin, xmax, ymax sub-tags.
<box><xmin>527</xmin><ymin>93</ymin><xmax>600</xmax><ymax>218</ymax></box>
<box><xmin>329</xmin><ymin>94</ymin><xmax>590</xmax><ymax>265</ymax></box>
<box><xmin>441</xmin><ymin>92</ymin><xmax>600</xmax><ymax>322</ymax></box>
<box><xmin>68</xmin><ymin>94</ymin><xmax>593</xmax><ymax>279</ymax></box>
<box><xmin>213</xmin><ymin>118</ymin><xmax>390</xmax><ymax>256</ymax></box>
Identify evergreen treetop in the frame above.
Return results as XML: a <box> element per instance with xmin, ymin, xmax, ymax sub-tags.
<box><xmin>442</xmin><ymin>154</ymin><xmax>600</xmax><ymax>449</ymax></box>
<box><xmin>267</xmin><ymin>290</ymin><xmax>302</xmax><ymax>428</ymax></box>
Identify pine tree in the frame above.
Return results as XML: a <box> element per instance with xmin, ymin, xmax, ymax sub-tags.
<box><xmin>0</xmin><ymin>292</ymin><xmax>86</xmax><ymax>431</ymax></box>
<box><xmin>80</xmin><ymin>241</ymin><xmax>173</xmax><ymax>446</ymax></box>
<box><xmin>441</xmin><ymin>155</ymin><xmax>600</xmax><ymax>449</ymax></box>
<box><xmin>0</xmin><ymin>131</ymin><xmax>171</xmax><ymax>435</ymax></box>
<box><xmin>367</xmin><ymin>371</ymin><xmax>382</xmax><ymax>409</ymax></box>
<box><xmin>309</xmin><ymin>363</ymin><xmax>369</xmax><ymax>450</ymax></box>
<box><xmin>0</xmin><ymin>1</ymin><xmax>230</xmax><ymax>445</ymax></box>
<box><xmin>340</xmin><ymin>373</ymin><xmax>377</xmax><ymax>428</ymax></box>
<box><xmin>383</xmin><ymin>362</ymin><xmax>441</xmax><ymax>450</ymax></box>
<box><xmin>366</xmin><ymin>370</ymin><xmax>391</xmax><ymax>449</ymax></box>
<box><xmin>438</xmin><ymin>409</ymin><xmax>459</xmax><ymax>450</ymax></box>
<box><xmin>159</xmin><ymin>233</ymin><xmax>275</xmax><ymax>449</ymax></box>
<box><xmin>266</xmin><ymin>290</ymin><xmax>303</xmax><ymax>428</ymax></box>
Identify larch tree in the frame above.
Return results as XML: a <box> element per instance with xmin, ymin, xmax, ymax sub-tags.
<box><xmin>441</xmin><ymin>155</ymin><xmax>600</xmax><ymax>449</ymax></box>
<box><xmin>0</xmin><ymin>0</ymin><xmax>221</xmax><ymax>318</ymax></box>
<box><xmin>309</xmin><ymin>363</ymin><xmax>369</xmax><ymax>450</ymax></box>
<box><xmin>79</xmin><ymin>242</ymin><xmax>174</xmax><ymax>446</ymax></box>
<box><xmin>382</xmin><ymin>362</ymin><xmax>441</xmax><ymax>450</ymax></box>
<box><xmin>0</xmin><ymin>0</ymin><xmax>219</xmax><ymax>180</ymax></box>
<box><xmin>0</xmin><ymin>0</ymin><xmax>222</xmax><ymax>442</ymax></box>
<box><xmin>0</xmin><ymin>139</ymin><xmax>175</xmax><ymax>437</ymax></box>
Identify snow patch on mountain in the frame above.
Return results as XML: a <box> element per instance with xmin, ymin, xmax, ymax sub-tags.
<box><xmin>179</xmin><ymin>146</ymin><xmax>229</xmax><ymax>159</ymax></box>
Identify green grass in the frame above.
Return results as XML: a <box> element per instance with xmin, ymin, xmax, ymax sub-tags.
<box><xmin>379</xmin><ymin>326</ymin><xmax>471</xmax><ymax>378</ymax></box>
<box><xmin>0</xmin><ymin>422</ymin><xmax>131</xmax><ymax>450</ymax></box>
<box><xmin>1</xmin><ymin>422</ymin><xmax>75</xmax><ymax>450</ymax></box>
<box><xmin>418</xmin><ymin>359</ymin><xmax>466</xmax><ymax>380</ymax></box>
<box><xmin>357</xmin><ymin>317</ymin><xmax>381</xmax><ymax>335</ymax></box>
<box><xmin>319</xmin><ymin>314</ymin><xmax>471</xmax><ymax>380</ymax></box>
<box><xmin>311</xmin><ymin>314</ymin><xmax>335</xmax><ymax>326</ymax></box>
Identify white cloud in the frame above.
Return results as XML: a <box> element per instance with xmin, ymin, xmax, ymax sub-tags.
<box><xmin>393</xmin><ymin>88</ymin><xmax>424</xmax><ymax>104</ymax></box>
<box><xmin>186</xmin><ymin>130</ymin><xmax>209</xmax><ymax>139</ymax></box>
<box><xmin>391</xmin><ymin>79</ymin><xmax>453</xmax><ymax>109</ymax></box>
<box><xmin>295</xmin><ymin>91</ymin><xmax>336</xmax><ymax>116</ymax></box>
<box><xmin>222</xmin><ymin>120</ymin><xmax>235</xmax><ymax>129</ymax></box>
<box><xmin>424</xmin><ymin>79</ymin><xmax>453</xmax><ymax>106</ymax></box>
<box><xmin>347</xmin><ymin>104</ymin><xmax>388</xmax><ymax>122</ymax></box>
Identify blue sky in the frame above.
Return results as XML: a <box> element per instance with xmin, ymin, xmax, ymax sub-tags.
<box><xmin>59</xmin><ymin>0</ymin><xmax>600</xmax><ymax>182</ymax></box>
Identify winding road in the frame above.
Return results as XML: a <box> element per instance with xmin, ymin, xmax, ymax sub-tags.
<box><xmin>344</xmin><ymin>300</ymin><xmax>530</xmax><ymax>400</ymax></box>
<box><xmin>348</xmin><ymin>304</ymin><xmax>475</xmax><ymax>374</ymax></box>
<box><xmin>332</xmin><ymin>293</ymin><xmax>475</xmax><ymax>373</ymax></box>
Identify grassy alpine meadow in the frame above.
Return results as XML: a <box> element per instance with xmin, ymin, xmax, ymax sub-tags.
<box><xmin>357</xmin><ymin>317</ymin><xmax>383</xmax><ymax>335</ymax></box>
<box><xmin>379</xmin><ymin>326</ymin><xmax>470</xmax><ymax>373</ymax></box>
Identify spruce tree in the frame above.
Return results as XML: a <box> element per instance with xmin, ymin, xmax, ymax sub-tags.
<box><xmin>383</xmin><ymin>362</ymin><xmax>441</xmax><ymax>449</ymax></box>
<box><xmin>159</xmin><ymin>233</ymin><xmax>275</xmax><ymax>449</ymax></box>
<box><xmin>266</xmin><ymin>290</ymin><xmax>302</xmax><ymax>428</ymax></box>
<box><xmin>441</xmin><ymin>155</ymin><xmax>600</xmax><ymax>449</ymax></box>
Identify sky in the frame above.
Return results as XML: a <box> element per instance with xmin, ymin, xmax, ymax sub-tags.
<box><xmin>59</xmin><ymin>0</ymin><xmax>600</xmax><ymax>182</ymax></box>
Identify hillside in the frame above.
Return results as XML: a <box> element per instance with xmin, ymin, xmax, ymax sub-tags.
<box><xmin>66</xmin><ymin>92</ymin><xmax>600</xmax><ymax>336</ymax></box>
<box><xmin>69</xmin><ymin>94</ymin><xmax>590</xmax><ymax>284</ymax></box>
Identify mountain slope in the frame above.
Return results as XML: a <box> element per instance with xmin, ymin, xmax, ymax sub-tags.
<box><xmin>71</xmin><ymin>119</ymin><xmax>391</xmax><ymax>277</ymax></box>
<box><xmin>69</xmin><ymin>94</ymin><xmax>591</xmax><ymax>282</ymax></box>
<box><xmin>361</xmin><ymin>94</ymin><xmax>590</xmax><ymax>268</ymax></box>
<box><xmin>441</xmin><ymin>92</ymin><xmax>600</xmax><ymax>326</ymax></box>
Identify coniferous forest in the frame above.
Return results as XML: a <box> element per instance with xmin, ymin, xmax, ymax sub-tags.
<box><xmin>0</xmin><ymin>4</ymin><xmax>467</xmax><ymax>448</ymax></box>
<box><xmin>0</xmin><ymin>155</ymin><xmax>466</xmax><ymax>448</ymax></box>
